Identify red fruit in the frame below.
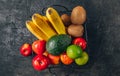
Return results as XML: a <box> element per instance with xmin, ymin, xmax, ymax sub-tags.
<box><xmin>32</xmin><ymin>40</ymin><xmax>46</xmax><ymax>55</ymax></box>
<box><xmin>73</xmin><ymin>37</ymin><xmax>87</xmax><ymax>50</ymax></box>
<box><xmin>32</xmin><ymin>55</ymin><xmax>50</xmax><ymax>71</ymax></box>
<box><xmin>48</xmin><ymin>54</ymin><xmax>60</xmax><ymax>65</ymax></box>
<box><xmin>20</xmin><ymin>43</ymin><xmax>32</xmax><ymax>57</ymax></box>
<box><xmin>60</xmin><ymin>52</ymin><xmax>74</xmax><ymax>65</ymax></box>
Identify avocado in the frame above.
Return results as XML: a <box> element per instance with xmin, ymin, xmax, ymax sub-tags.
<box><xmin>46</xmin><ymin>34</ymin><xmax>72</xmax><ymax>55</ymax></box>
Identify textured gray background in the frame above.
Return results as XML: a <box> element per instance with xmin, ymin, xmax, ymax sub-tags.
<box><xmin>0</xmin><ymin>0</ymin><xmax>120</xmax><ymax>76</ymax></box>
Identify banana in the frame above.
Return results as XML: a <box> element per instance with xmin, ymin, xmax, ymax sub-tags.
<box><xmin>46</xmin><ymin>7</ymin><xmax>66</xmax><ymax>34</ymax></box>
<box><xmin>42</xmin><ymin>16</ymin><xmax>49</xmax><ymax>22</ymax></box>
<box><xmin>32</xmin><ymin>13</ymin><xmax>57</xmax><ymax>38</ymax></box>
<box><xmin>26</xmin><ymin>20</ymin><xmax>49</xmax><ymax>41</ymax></box>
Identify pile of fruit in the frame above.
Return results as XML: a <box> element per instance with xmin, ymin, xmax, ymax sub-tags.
<box><xmin>20</xmin><ymin>6</ymin><xmax>89</xmax><ymax>71</ymax></box>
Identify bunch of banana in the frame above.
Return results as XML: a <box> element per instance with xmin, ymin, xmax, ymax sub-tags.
<box><xmin>26</xmin><ymin>7</ymin><xmax>66</xmax><ymax>41</ymax></box>
<box><xmin>32</xmin><ymin>13</ymin><xmax>57</xmax><ymax>39</ymax></box>
<box><xmin>26</xmin><ymin>21</ymin><xmax>49</xmax><ymax>41</ymax></box>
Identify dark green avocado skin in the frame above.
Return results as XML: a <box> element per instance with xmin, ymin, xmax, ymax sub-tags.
<box><xmin>46</xmin><ymin>34</ymin><xmax>72</xmax><ymax>55</ymax></box>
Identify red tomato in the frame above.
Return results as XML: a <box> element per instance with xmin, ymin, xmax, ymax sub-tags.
<box><xmin>32</xmin><ymin>40</ymin><xmax>46</xmax><ymax>55</ymax></box>
<box><xmin>72</xmin><ymin>37</ymin><xmax>87</xmax><ymax>50</ymax></box>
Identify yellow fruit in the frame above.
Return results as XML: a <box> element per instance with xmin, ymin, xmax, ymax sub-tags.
<box><xmin>42</xmin><ymin>16</ymin><xmax>49</xmax><ymax>22</ymax></box>
<box><xmin>26</xmin><ymin>20</ymin><xmax>49</xmax><ymax>41</ymax></box>
<box><xmin>46</xmin><ymin>7</ymin><xmax>66</xmax><ymax>34</ymax></box>
<box><xmin>42</xmin><ymin>16</ymin><xmax>55</xmax><ymax>31</ymax></box>
<box><xmin>32</xmin><ymin>13</ymin><xmax>57</xmax><ymax>39</ymax></box>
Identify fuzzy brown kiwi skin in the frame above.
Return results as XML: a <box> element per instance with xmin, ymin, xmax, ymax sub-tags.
<box><xmin>61</xmin><ymin>14</ymin><xmax>72</xmax><ymax>27</ymax></box>
<box><xmin>71</xmin><ymin>6</ymin><xmax>86</xmax><ymax>25</ymax></box>
<box><xmin>67</xmin><ymin>24</ymin><xmax>84</xmax><ymax>37</ymax></box>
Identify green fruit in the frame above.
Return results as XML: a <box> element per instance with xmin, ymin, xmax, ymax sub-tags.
<box><xmin>75</xmin><ymin>52</ymin><xmax>89</xmax><ymax>65</ymax></box>
<box><xmin>46</xmin><ymin>34</ymin><xmax>71</xmax><ymax>55</ymax></box>
<box><xmin>66</xmin><ymin>45</ymin><xmax>83</xmax><ymax>59</ymax></box>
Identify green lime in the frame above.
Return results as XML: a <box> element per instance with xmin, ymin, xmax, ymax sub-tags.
<box><xmin>66</xmin><ymin>45</ymin><xmax>83</xmax><ymax>59</ymax></box>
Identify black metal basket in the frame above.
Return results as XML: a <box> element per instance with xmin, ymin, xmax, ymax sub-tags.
<box><xmin>32</xmin><ymin>5</ymin><xmax>90</xmax><ymax>76</ymax></box>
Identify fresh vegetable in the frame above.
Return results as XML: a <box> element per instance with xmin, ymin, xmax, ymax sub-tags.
<box><xmin>26</xmin><ymin>21</ymin><xmax>49</xmax><ymax>41</ymax></box>
<box><xmin>73</xmin><ymin>37</ymin><xmax>87</xmax><ymax>50</ymax></box>
<box><xmin>46</xmin><ymin>7</ymin><xmax>66</xmax><ymax>34</ymax></box>
<box><xmin>71</xmin><ymin>6</ymin><xmax>86</xmax><ymax>24</ymax></box>
<box><xmin>60</xmin><ymin>52</ymin><xmax>74</xmax><ymax>65</ymax></box>
<box><xmin>61</xmin><ymin>14</ymin><xmax>71</xmax><ymax>27</ymax></box>
<box><xmin>32</xmin><ymin>13</ymin><xmax>57</xmax><ymax>39</ymax></box>
<box><xmin>66</xmin><ymin>45</ymin><xmax>83</xmax><ymax>59</ymax></box>
<box><xmin>32</xmin><ymin>55</ymin><xmax>50</xmax><ymax>71</ymax></box>
<box><xmin>46</xmin><ymin>34</ymin><xmax>72</xmax><ymax>55</ymax></box>
<box><xmin>20</xmin><ymin>43</ymin><xmax>32</xmax><ymax>57</ymax></box>
<box><xmin>48</xmin><ymin>54</ymin><xmax>60</xmax><ymax>65</ymax></box>
<box><xmin>32</xmin><ymin>40</ymin><xmax>46</xmax><ymax>55</ymax></box>
<box><xmin>75</xmin><ymin>52</ymin><xmax>89</xmax><ymax>65</ymax></box>
<box><xmin>67</xmin><ymin>24</ymin><xmax>84</xmax><ymax>37</ymax></box>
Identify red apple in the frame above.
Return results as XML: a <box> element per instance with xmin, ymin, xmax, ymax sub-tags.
<box><xmin>20</xmin><ymin>43</ymin><xmax>32</xmax><ymax>57</ymax></box>
<box><xmin>32</xmin><ymin>40</ymin><xmax>46</xmax><ymax>55</ymax></box>
<box><xmin>73</xmin><ymin>37</ymin><xmax>87</xmax><ymax>50</ymax></box>
<box><xmin>32</xmin><ymin>55</ymin><xmax>50</xmax><ymax>71</ymax></box>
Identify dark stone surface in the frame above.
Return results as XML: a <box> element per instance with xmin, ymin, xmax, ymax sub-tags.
<box><xmin>0</xmin><ymin>0</ymin><xmax>120</xmax><ymax>76</ymax></box>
